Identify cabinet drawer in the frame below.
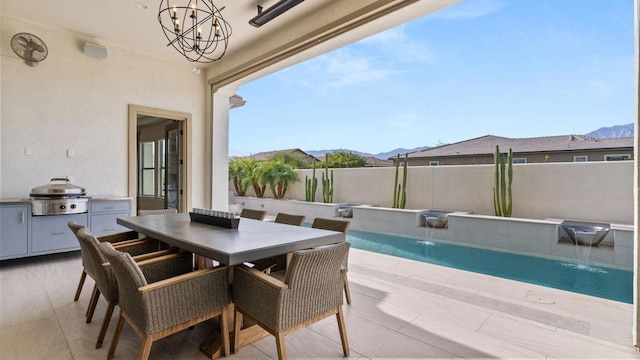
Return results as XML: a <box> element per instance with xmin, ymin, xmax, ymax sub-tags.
<box><xmin>32</xmin><ymin>214</ymin><xmax>87</xmax><ymax>253</ymax></box>
<box><xmin>90</xmin><ymin>201</ymin><xmax>131</xmax><ymax>214</ymax></box>
<box><xmin>90</xmin><ymin>213</ymin><xmax>130</xmax><ymax>237</ymax></box>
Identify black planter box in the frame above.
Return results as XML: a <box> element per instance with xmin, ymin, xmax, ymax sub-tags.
<box><xmin>189</xmin><ymin>212</ymin><xmax>240</xmax><ymax>229</ymax></box>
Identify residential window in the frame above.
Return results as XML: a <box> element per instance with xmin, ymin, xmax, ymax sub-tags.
<box><xmin>604</xmin><ymin>154</ymin><xmax>631</xmax><ymax>161</ymax></box>
<box><xmin>158</xmin><ymin>139</ymin><xmax>167</xmax><ymax>197</ymax></box>
<box><xmin>512</xmin><ymin>158</ymin><xmax>527</xmax><ymax>164</ymax></box>
<box><xmin>139</xmin><ymin>141</ymin><xmax>155</xmax><ymax>196</ymax></box>
<box><xmin>139</xmin><ymin>139</ymin><xmax>167</xmax><ymax>198</ymax></box>
<box><xmin>429</xmin><ymin>161</ymin><xmax>439</xmax><ymax>166</ymax></box>
<box><xmin>573</xmin><ymin>155</ymin><xmax>588</xmax><ymax>162</ymax></box>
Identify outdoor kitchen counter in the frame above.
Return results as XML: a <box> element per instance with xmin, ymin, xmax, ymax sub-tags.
<box><xmin>1</xmin><ymin>197</ymin><xmax>133</xmax><ymax>261</ymax></box>
<box><xmin>0</xmin><ymin>199</ymin><xmax>31</xmax><ymax>205</ymax></box>
<box><xmin>0</xmin><ymin>196</ymin><xmax>131</xmax><ymax>204</ymax></box>
<box><xmin>88</xmin><ymin>196</ymin><xmax>133</xmax><ymax>202</ymax></box>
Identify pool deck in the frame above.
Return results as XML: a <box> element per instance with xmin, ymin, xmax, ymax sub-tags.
<box><xmin>0</xmin><ymin>249</ymin><xmax>637</xmax><ymax>359</ymax></box>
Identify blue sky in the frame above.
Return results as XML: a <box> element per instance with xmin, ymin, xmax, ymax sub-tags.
<box><xmin>229</xmin><ymin>0</ymin><xmax>634</xmax><ymax>156</ymax></box>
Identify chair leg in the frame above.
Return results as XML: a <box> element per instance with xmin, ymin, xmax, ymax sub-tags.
<box><xmin>220</xmin><ymin>306</ymin><xmax>230</xmax><ymax>357</ymax></box>
<box><xmin>86</xmin><ymin>285</ymin><xmax>101</xmax><ymax>323</ymax></box>
<box><xmin>343</xmin><ymin>273</ymin><xmax>352</xmax><ymax>305</ymax></box>
<box><xmin>233</xmin><ymin>310</ymin><xmax>242</xmax><ymax>354</ymax></box>
<box><xmin>275</xmin><ymin>332</ymin><xmax>286</xmax><ymax>360</ymax></box>
<box><xmin>74</xmin><ymin>270</ymin><xmax>87</xmax><ymax>301</ymax></box>
<box><xmin>336</xmin><ymin>307</ymin><xmax>349</xmax><ymax>357</ymax></box>
<box><xmin>86</xmin><ymin>284</ymin><xmax>97</xmax><ymax>317</ymax></box>
<box><xmin>108</xmin><ymin>312</ymin><xmax>126</xmax><ymax>360</ymax></box>
<box><xmin>96</xmin><ymin>301</ymin><xmax>116</xmax><ymax>349</ymax></box>
<box><xmin>138</xmin><ymin>336</ymin><xmax>153</xmax><ymax>360</ymax></box>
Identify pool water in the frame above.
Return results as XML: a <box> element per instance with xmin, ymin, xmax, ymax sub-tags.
<box><xmin>346</xmin><ymin>229</ymin><xmax>633</xmax><ymax>303</ymax></box>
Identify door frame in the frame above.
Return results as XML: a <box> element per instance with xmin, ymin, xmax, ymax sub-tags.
<box><xmin>128</xmin><ymin>104</ymin><xmax>192</xmax><ymax>214</ymax></box>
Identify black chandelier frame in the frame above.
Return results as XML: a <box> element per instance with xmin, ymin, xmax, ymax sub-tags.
<box><xmin>158</xmin><ymin>0</ymin><xmax>232</xmax><ymax>63</ymax></box>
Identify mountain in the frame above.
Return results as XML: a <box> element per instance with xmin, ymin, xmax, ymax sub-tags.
<box><xmin>585</xmin><ymin>123</ymin><xmax>633</xmax><ymax>138</ymax></box>
<box><xmin>306</xmin><ymin>146</ymin><xmax>429</xmax><ymax>160</ymax></box>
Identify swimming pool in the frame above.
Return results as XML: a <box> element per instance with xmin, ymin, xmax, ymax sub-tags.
<box><xmin>346</xmin><ymin>229</ymin><xmax>633</xmax><ymax>303</ymax></box>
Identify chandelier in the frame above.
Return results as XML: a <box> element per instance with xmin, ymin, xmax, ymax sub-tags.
<box><xmin>158</xmin><ymin>0</ymin><xmax>232</xmax><ymax>63</ymax></box>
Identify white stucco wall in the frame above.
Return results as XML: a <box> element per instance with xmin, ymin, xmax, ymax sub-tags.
<box><xmin>275</xmin><ymin>161</ymin><xmax>634</xmax><ymax>224</ymax></box>
<box><xmin>0</xmin><ymin>16</ymin><xmax>208</xmax><ymax>205</ymax></box>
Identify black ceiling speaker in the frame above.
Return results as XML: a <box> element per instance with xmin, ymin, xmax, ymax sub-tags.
<box><xmin>249</xmin><ymin>0</ymin><xmax>304</xmax><ymax>27</ymax></box>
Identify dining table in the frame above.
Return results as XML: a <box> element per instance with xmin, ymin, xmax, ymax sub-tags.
<box><xmin>116</xmin><ymin>212</ymin><xmax>345</xmax><ymax>357</ymax></box>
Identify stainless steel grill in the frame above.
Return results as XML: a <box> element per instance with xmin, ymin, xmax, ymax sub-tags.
<box><xmin>30</xmin><ymin>177</ymin><xmax>89</xmax><ymax>216</ymax></box>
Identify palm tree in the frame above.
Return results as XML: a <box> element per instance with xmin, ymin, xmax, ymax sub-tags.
<box><xmin>241</xmin><ymin>159</ymin><xmax>268</xmax><ymax>198</ymax></box>
<box><xmin>228</xmin><ymin>158</ymin><xmax>250</xmax><ymax>196</ymax></box>
<box><xmin>262</xmin><ymin>161</ymin><xmax>299</xmax><ymax>199</ymax></box>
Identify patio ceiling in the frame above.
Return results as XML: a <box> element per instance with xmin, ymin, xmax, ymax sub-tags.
<box><xmin>0</xmin><ymin>0</ymin><xmax>460</xmax><ymax>86</ymax></box>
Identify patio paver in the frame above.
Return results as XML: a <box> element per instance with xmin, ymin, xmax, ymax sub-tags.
<box><xmin>0</xmin><ymin>248</ymin><xmax>637</xmax><ymax>359</ymax></box>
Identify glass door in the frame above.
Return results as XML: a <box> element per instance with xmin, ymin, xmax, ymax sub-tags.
<box><xmin>164</xmin><ymin>122</ymin><xmax>181</xmax><ymax>210</ymax></box>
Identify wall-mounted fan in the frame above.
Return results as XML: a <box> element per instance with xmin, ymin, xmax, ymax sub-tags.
<box><xmin>11</xmin><ymin>33</ymin><xmax>48</xmax><ymax>66</ymax></box>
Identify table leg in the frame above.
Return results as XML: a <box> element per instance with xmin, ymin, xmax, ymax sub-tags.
<box><xmin>199</xmin><ymin>305</ymin><xmax>269</xmax><ymax>358</ymax></box>
<box><xmin>199</xmin><ymin>266</ymin><xmax>269</xmax><ymax>359</ymax></box>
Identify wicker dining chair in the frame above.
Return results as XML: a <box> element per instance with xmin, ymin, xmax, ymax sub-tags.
<box><xmin>73</xmin><ymin>227</ymin><xmax>179</xmax><ymax>349</ymax></box>
<box><xmin>68</xmin><ymin>222</ymin><xmax>162</xmax><ymax>308</ymax></box>
<box><xmin>274</xmin><ymin>212</ymin><xmax>306</xmax><ymax>226</ymax></box>
<box><xmin>311</xmin><ymin>218</ymin><xmax>352</xmax><ymax>304</ymax></box>
<box><xmin>233</xmin><ymin>241</ymin><xmax>350</xmax><ymax>360</ymax></box>
<box><xmin>99</xmin><ymin>242</ymin><xmax>230</xmax><ymax>360</ymax></box>
<box><xmin>240</xmin><ymin>208</ymin><xmax>267</xmax><ymax>220</ymax></box>
<box><xmin>251</xmin><ymin>213</ymin><xmax>307</xmax><ymax>273</ymax></box>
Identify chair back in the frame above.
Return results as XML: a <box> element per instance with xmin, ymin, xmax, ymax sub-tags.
<box><xmin>138</xmin><ymin>208</ymin><xmax>178</xmax><ymax>216</ymax></box>
<box><xmin>76</xmin><ymin>227</ymin><xmax>119</xmax><ymax>301</ymax></box>
<box><xmin>311</xmin><ymin>218</ymin><xmax>350</xmax><ymax>271</ymax></box>
<box><xmin>99</xmin><ymin>242</ymin><xmax>149</xmax><ymax>328</ymax></box>
<box><xmin>311</xmin><ymin>218</ymin><xmax>350</xmax><ymax>236</ymax></box>
<box><xmin>240</xmin><ymin>208</ymin><xmax>267</xmax><ymax>220</ymax></box>
<box><xmin>274</xmin><ymin>213</ymin><xmax>306</xmax><ymax>226</ymax></box>
<box><xmin>69</xmin><ymin>221</ymin><xmax>91</xmax><ymax>272</ymax></box>
<box><xmin>67</xmin><ymin>221</ymin><xmax>86</xmax><ymax>235</ymax></box>
<box><xmin>281</xmin><ymin>242</ymin><xmax>350</xmax><ymax>329</ymax></box>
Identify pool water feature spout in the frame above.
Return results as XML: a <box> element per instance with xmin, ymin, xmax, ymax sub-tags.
<box><xmin>423</xmin><ymin>211</ymin><xmax>452</xmax><ymax>228</ymax></box>
<box><xmin>560</xmin><ymin>221</ymin><xmax>610</xmax><ymax>247</ymax></box>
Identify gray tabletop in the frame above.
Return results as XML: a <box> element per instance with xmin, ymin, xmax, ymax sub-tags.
<box><xmin>117</xmin><ymin>213</ymin><xmax>345</xmax><ymax>265</ymax></box>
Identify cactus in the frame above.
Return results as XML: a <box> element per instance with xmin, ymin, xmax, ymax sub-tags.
<box><xmin>493</xmin><ymin>145</ymin><xmax>513</xmax><ymax>217</ymax></box>
<box><xmin>322</xmin><ymin>155</ymin><xmax>333</xmax><ymax>203</ymax></box>
<box><xmin>305</xmin><ymin>161</ymin><xmax>318</xmax><ymax>202</ymax></box>
<box><xmin>392</xmin><ymin>153</ymin><xmax>408</xmax><ymax>209</ymax></box>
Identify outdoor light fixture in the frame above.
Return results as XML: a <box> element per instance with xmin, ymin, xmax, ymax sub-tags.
<box><xmin>249</xmin><ymin>0</ymin><xmax>304</xmax><ymax>27</ymax></box>
<box><xmin>158</xmin><ymin>0</ymin><xmax>232</xmax><ymax>63</ymax></box>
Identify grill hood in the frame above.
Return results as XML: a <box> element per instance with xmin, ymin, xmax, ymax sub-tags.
<box><xmin>30</xmin><ymin>177</ymin><xmax>86</xmax><ymax>197</ymax></box>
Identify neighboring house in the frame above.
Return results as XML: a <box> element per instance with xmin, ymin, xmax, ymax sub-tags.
<box><xmin>244</xmin><ymin>148</ymin><xmax>318</xmax><ymax>165</ymax></box>
<box><xmin>403</xmin><ymin>135</ymin><xmax>634</xmax><ymax>166</ymax></box>
<box><xmin>363</xmin><ymin>156</ymin><xmax>394</xmax><ymax>167</ymax></box>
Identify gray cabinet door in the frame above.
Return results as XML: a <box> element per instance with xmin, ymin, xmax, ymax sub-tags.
<box><xmin>89</xmin><ymin>200</ymin><xmax>132</xmax><ymax>237</ymax></box>
<box><xmin>0</xmin><ymin>206</ymin><xmax>29</xmax><ymax>259</ymax></box>
<box><xmin>90</xmin><ymin>213</ymin><xmax>130</xmax><ymax>237</ymax></box>
<box><xmin>31</xmin><ymin>214</ymin><xmax>87</xmax><ymax>253</ymax></box>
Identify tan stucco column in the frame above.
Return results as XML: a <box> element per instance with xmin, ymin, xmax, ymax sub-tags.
<box><xmin>210</xmin><ymin>85</ymin><xmax>238</xmax><ymax>211</ymax></box>
<box><xmin>634</xmin><ymin>0</ymin><xmax>639</xmax><ymax>348</ymax></box>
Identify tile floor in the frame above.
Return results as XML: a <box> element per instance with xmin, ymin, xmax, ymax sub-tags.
<box><xmin>0</xmin><ymin>248</ymin><xmax>638</xmax><ymax>359</ymax></box>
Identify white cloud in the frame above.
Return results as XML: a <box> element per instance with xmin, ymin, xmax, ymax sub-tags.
<box><xmin>360</xmin><ymin>25</ymin><xmax>433</xmax><ymax>64</ymax></box>
<box><xmin>429</xmin><ymin>0</ymin><xmax>505</xmax><ymax>20</ymax></box>
<box><xmin>293</xmin><ymin>48</ymin><xmax>397</xmax><ymax>91</ymax></box>
<box><xmin>293</xmin><ymin>26</ymin><xmax>432</xmax><ymax>91</ymax></box>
